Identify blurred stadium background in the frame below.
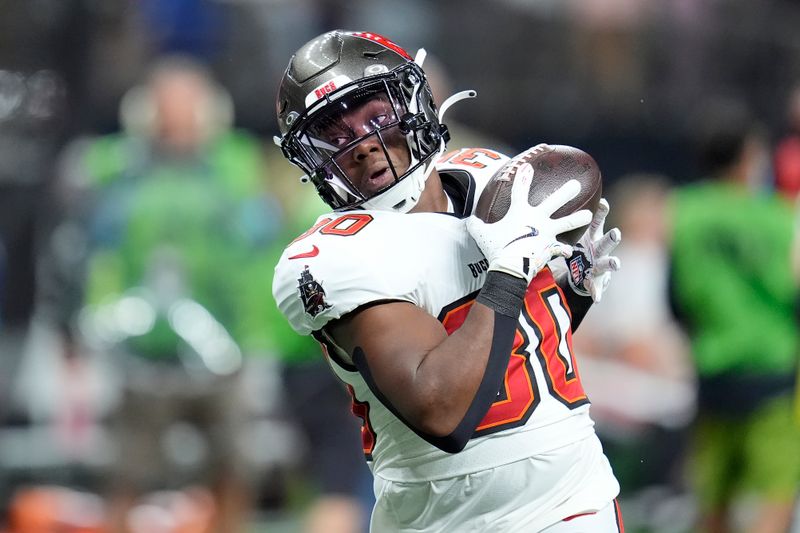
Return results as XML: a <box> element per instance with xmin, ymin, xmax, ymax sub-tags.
<box><xmin>1</xmin><ymin>0</ymin><xmax>799</xmax><ymax>532</ymax></box>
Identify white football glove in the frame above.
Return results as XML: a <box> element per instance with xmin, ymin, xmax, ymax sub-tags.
<box><xmin>466</xmin><ymin>166</ymin><xmax>593</xmax><ymax>284</ymax></box>
<box><xmin>566</xmin><ymin>198</ymin><xmax>621</xmax><ymax>302</ymax></box>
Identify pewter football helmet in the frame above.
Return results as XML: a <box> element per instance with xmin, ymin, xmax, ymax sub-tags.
<box><xmin>276</xmin><ymin>30</ymin><xmax>449</xmax><ymax>212</ymax></box>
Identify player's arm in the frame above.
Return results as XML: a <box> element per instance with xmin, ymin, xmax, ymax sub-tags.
<box><xmin>329</xmin><ymin>176</ymin><xmax>591</xmax><ymax>453</ymax></box>
<box><xmin>327</xmin><ymin>296</ymin><xmax>507</xmax><ymax>453</ymax></box>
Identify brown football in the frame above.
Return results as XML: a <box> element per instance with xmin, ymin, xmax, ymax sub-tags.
<box><xmin>474</xmin><ymin>144</ymin><xmax>602</xmax><ymax>245</ymax></box>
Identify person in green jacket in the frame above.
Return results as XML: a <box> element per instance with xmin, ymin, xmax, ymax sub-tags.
<box><xmin>44</xmin><ymin>56</ymin><xmax>273</xmax><ymax>533</ymax></box>
<box><xmin>670</xmin><ymin>101</ymin><xmax>800</xmax><ymax>533</ymax></box>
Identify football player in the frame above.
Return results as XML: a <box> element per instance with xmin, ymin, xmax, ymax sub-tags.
<box><xmin>272</xmin><ymin>30</ymin><xmax>623</xmax><ymax>532</ymax></box>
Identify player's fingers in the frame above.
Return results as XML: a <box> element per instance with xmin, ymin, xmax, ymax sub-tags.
<box><xmin>509</xmin><ymin>163</ymin><xmax>534</xmax><ymax>208</ymax></box>
<box><xmin>589</xmin><ymin>198</ymin><xmax>610</xmax><ymax>237</ymax></box>
<box><xmin>554</xmin><ymin>209</ymin><xmax>592</xmax><ymax>235</ymax></box>
<box><xmin>594</xmin><ymin>228</ymin><xmax>622</xmax><ymax>257</ymax></box>
<box><xmin>591</xmin><ymin>256</ymin><xmax>621</xmax><ymax>274</ymax></box>
<box><xmin>587</xmin><ymin>273</ymin><xmax>611</xmax><ymax>303</ymax></box>
<box><xmin>549</xmin><ymin>242</ymin><xmax>574</xmax><ymax>260</ymax></box>
<box><xmin>597</xmin><ymin>198</ymin><xmax>610</xmax><ymax>216</ymax></box>
<box><xmin>540</xmin><ymin>180</ymin><xmax>581</xmax><ymax>215</ymax></box>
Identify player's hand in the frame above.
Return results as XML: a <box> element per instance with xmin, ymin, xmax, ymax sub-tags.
<box><xmin>466</xmin><ymin>167</ymin><xmax>593</xmax><ymax>284</ymax></box>
<box><xmin>567</xmin><ymin>198</ymin><xmax>621</xmax><ymax>302</ymax></box>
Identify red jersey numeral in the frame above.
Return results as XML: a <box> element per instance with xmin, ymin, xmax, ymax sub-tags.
<box><xmin>291</xmin><ymin>213</ymin><xmax>373</xmax><ymax>243</ymax></box>
<box><xmin>439</xmin><ymin>148</ymin><xmax>502</xmax><ymax>169</ymax></box>
<box><xmin>290</xmin><ymin>217</ymin><xmax>333</xmax><ymax>244</ymax></box>
<box><xmin>439</xmin><ymin>269</ymin><xmax>587</xmax><ymax>437</ymax></box>
<box><xmin>526</xmin><ymin>287</ymin><xmax>587</xmax><ymax>407</ymax></box>
<box><xmin>475</xmin><ymin>327</ymin><xmax>538</xmax><ymax>432</ymax></box>
<box><xmin>319</xmin><ymin>214</ymin><xmax>373</xmax><ymax>236</ymax></box>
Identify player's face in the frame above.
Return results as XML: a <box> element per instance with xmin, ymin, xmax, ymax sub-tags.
<box><xmin>313</xmin><ymin>94</ymin><xmax>411</xmax><ymax>198</ymax></box>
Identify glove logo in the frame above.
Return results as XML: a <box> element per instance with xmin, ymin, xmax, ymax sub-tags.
<box><xmin>568</xmin><ymin>251</ymin><xmax>588</xmax><ymax>286</ymax></box>
<box><xmin>505</xmin><ymin>226</ymin><xmax>539</xmax><ymax>247</ymax></box>
<box><xmin>297</xmin><ymin>265</ymin><xmax>332</xmax><ymax>317</ymax></box>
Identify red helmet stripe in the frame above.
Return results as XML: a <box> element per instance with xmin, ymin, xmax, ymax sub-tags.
<box><xmin>350</xmin><ymin>31</ymin><xmax>413</xmax><ymax>60</ymax></box>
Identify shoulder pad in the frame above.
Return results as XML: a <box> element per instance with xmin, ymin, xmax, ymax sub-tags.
<box><xmin>272</xmin><ymin>212</ymin><xmax>422</xmax><ymax>335</ymax></box>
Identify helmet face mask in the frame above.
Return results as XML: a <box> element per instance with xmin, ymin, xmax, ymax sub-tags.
<box><xmin>277</xmin><ymin>31</ymin><xmax>447</xmax><ymax>212</ymax></box>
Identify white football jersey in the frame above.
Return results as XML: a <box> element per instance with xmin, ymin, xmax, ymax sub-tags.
<box><xmin>272</xmin><ymin>148</ymin><xmax>601</xmax><ymax>483</ymax></box>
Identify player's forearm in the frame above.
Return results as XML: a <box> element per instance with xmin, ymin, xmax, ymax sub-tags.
<box><xmin>409</xmin><ymin>303</ymin><xmax>496</xmax><ymax>432</ymax></box>
<box><xmin>408</xmin><ymin>272</ymin><xmax>527</xmax><ymax>451</ymax></box>
<box><xmin>341</xmin><ymin>273</ymin><xmax>526</xmax><ymax>452</ymax></box>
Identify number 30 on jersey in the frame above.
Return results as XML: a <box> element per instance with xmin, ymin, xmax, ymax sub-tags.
<box><xmin>439</xmin><ymin>269</ymin><xmax>588</xmax><ymax>436</ymax></box>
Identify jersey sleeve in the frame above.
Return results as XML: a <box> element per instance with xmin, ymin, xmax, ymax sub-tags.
<box><xmin>271</xmin><ymin>213</ymin><xmax>422</xmax><ymax>336</ymax></box>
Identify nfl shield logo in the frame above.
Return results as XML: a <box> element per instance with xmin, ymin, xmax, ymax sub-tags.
<box><xmin>569</xmin><ymin>253</ymin><xmax>587</xmax><ymax>286</ymax></box>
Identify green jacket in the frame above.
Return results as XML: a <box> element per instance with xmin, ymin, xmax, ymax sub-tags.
<box><xmin>79</xmin><ymin>131</ymin><xmax>280</xmax><ymax>358</ymax></box>
<box><xmin>670</xmin><ymin>180</ymin><xmax>799</xmax><ymax>377</ymax></box>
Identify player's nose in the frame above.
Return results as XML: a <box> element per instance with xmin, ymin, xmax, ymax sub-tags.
<box><xmin>353</xmin><ymin>134</ymin><xmax>381</xmax><ymax>161</ymax></box>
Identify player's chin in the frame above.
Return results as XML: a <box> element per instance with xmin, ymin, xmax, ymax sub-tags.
<box><xmin>361</xmin><ymin>181</ymin><xmax>393</xmax><ymax>199</ymax></box>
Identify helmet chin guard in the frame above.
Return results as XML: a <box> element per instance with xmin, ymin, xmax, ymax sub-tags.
<box><xmin>360</xmin><ymin>158</ymin><xmax>430</xmax><ymax>212</ymax></box>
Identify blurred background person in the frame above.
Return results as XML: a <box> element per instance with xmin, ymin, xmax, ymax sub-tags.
<box><xmin>572</xmin><ymin>173</ymin><xmax>697</xmax><ymax>532</ymax></box>
<box><xmin>38</xmin><ymin>55</ymin><xmax>273</xmax><ymax>533</ymax></box>
<box><xmin>669</xmin><ymin>100</ymin><xmax>800</xmax><ymax>533</ymax></box>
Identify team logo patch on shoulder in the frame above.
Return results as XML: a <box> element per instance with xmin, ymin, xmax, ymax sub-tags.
<box><xmin>298</xmin><ymin>265</ymin><xmax>332</xmax><ymax>317</ymax></box>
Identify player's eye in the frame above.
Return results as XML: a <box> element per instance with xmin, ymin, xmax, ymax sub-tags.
<box><xmin>316</xmin><ymin>127</ymin><xmax>353</xmax><ymax>148</ymax></box>
<box><xmin>368</xmin><ymin>114</ymin><xmax>389</xmax><ymax>129</ymax></box>
<box><xmin>330</xmin><ymin>135</ymin><xmax>352</xmax><ymax>147</ymax></box>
